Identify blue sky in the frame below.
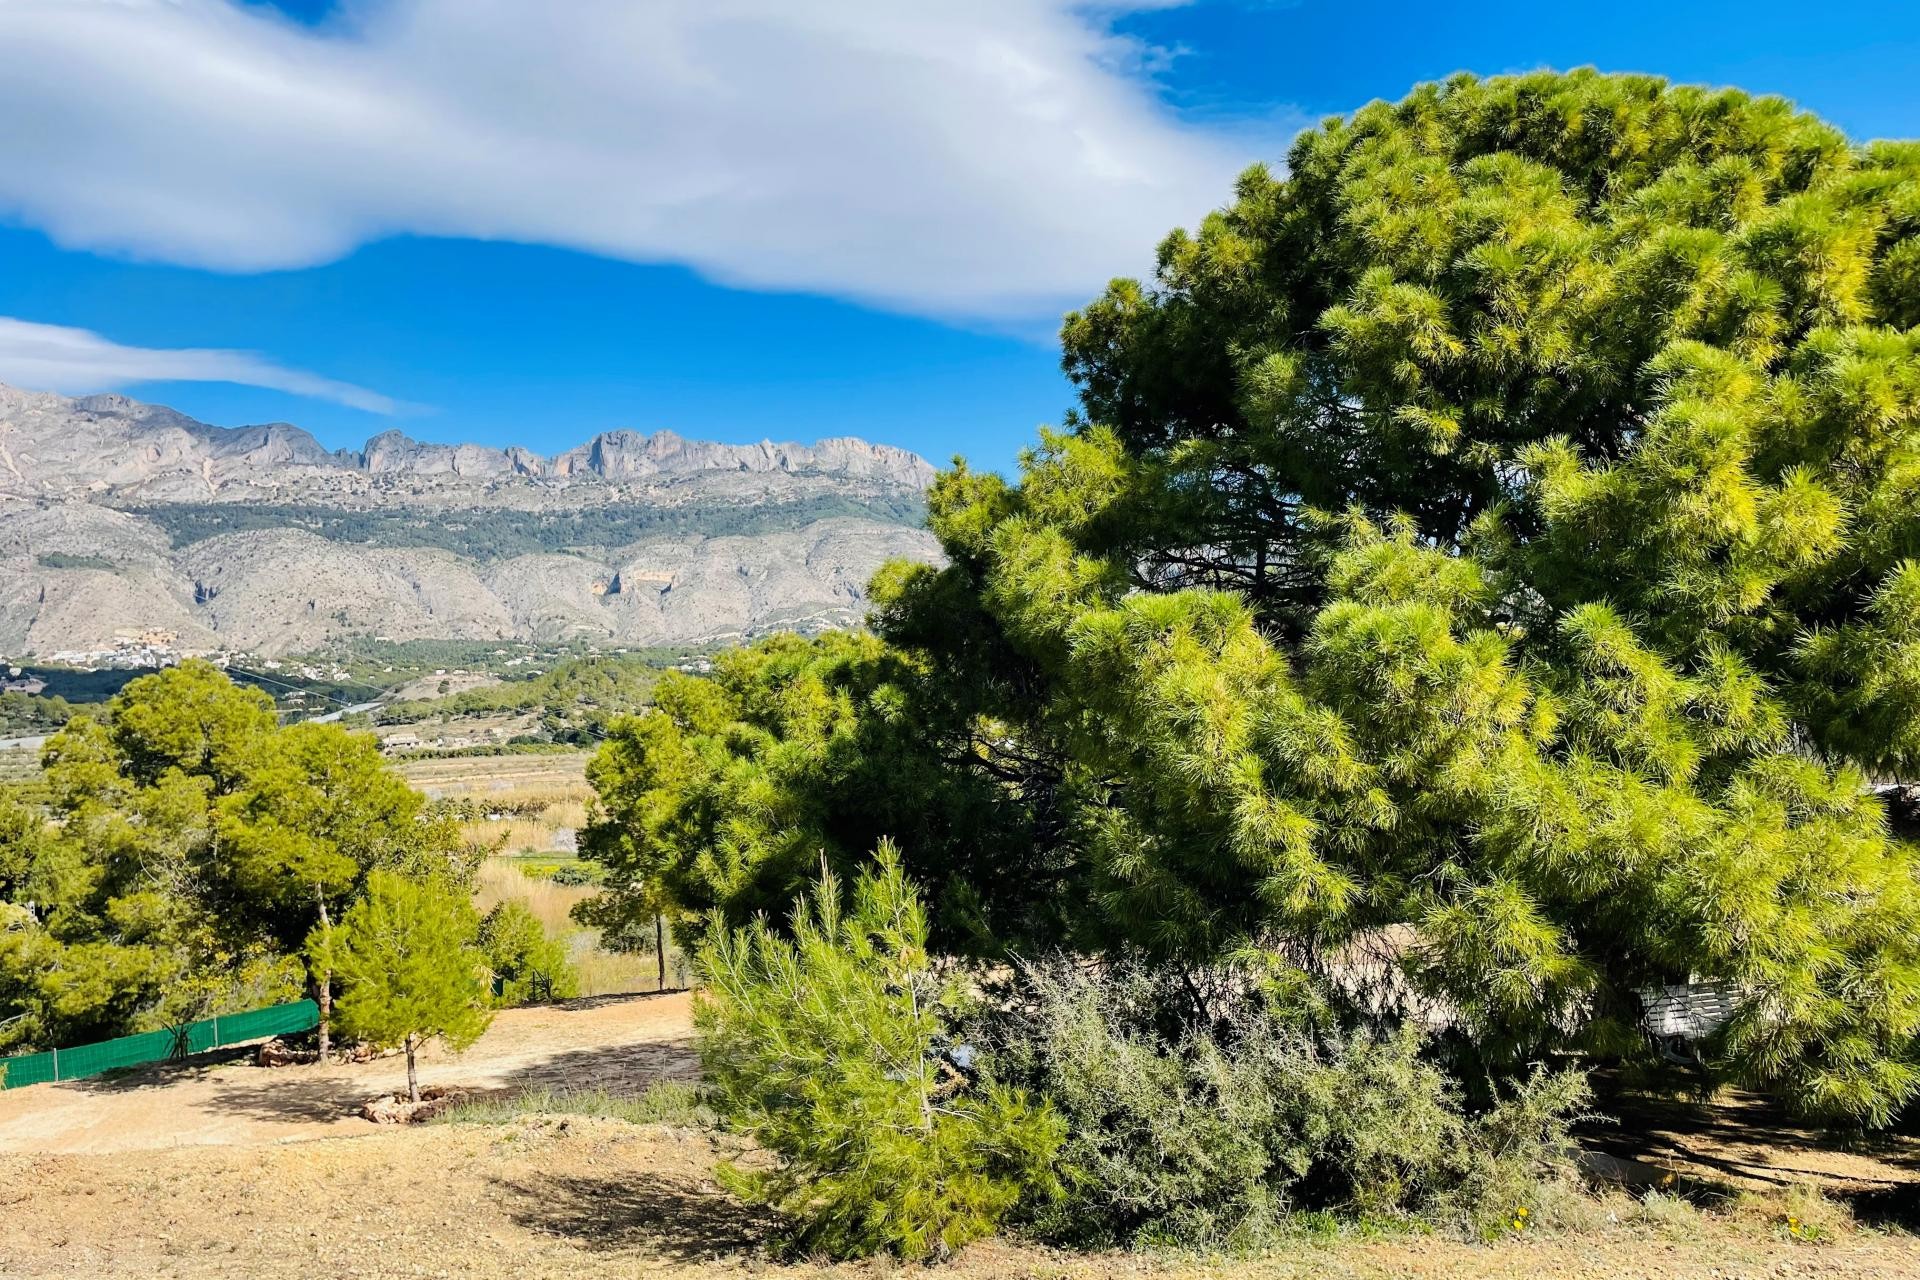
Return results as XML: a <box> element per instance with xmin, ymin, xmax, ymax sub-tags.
<box><xmin>0</xmin><ymin>1</ymin><xmax>1912</xmax><ymax>472</ymax></box>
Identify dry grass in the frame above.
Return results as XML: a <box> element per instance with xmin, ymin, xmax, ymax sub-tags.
<box><xmin>544</xmin><ymin>798</ymin><xmax>591</xmax><ymax>828</ymax></box>
<box><xmin>462</xmin><ymin>817</ymin><xmax>571</xmax><ymax>855</ymax></box>
<box><xmin>1729</xmin><ymin>1183</ymin><xmax>1857</xmax><ymax>1243</ymax></box>
<box><xmin>416</xmin><ymin>752</ymin><xmax>679</xmax><ymax>1000</ymax></box>
<box><xmin>483</xmin><ymin>781</ymin><xmax>594</xmax><ymax>811</ymax></box>
<box><xmin>579</xmin><ymin>944</ymin><xmax>686</xmax><ymax>995</ymax></box>
<box><xmin>473</xmin><ymin>856</ymin><xmax>681</xmax><ymax>997</ymax></box>
<box><xmin>437</xmin><ymin>1080</ymin><xmax>713</xmax><ymax>1128</ymax></box>
<box><xmin>475</xmin><ymin>857</ymin><xmax>595</xmax><ymax>920</ymax></box>
<box><xmin>398</xmin><ymin>751</ymin><xmax>590</xmax><ymax>797</ymax></box>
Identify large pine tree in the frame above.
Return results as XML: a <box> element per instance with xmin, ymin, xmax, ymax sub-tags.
<box><xmin>588</xmin><ymin>71</ymin><xmax>1920</xmax><ymax>1124</ymax></box>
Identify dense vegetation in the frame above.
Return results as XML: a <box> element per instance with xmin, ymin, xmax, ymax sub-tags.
<box><xmin>697</xmin><ymin>849</ymin><xmax>1066</xmax><ymax>1259</ymax></box>
<box><xmin>378</xmin><ymin>653</ymin><xmax>666</xmax><ymax>742</ymax></box>
<box><xmin>12</xmin><ymin>665</ymin><xmax>145</xmax><ymax>703</ymax></box>
<box><xmin>2</xmin><ymin>663</ymin><xmax>383</xmax><ymax>732</ymax></box>
<box><xmin>135</xmin><ymin>492</ymin><xmax>926</xmax><ymax>560</ymax></box>
<box><xmin>316</xmin><ymin>869</ymin><xmax>494</xmax><ymax>1102</ymax></box>
<box><xmin>0</xmin><ymin>661</ymin><xmax>502</xmax><ymax>1055</ymax></box>
<box><xmin>582</xmin><ymin>71</ymin><xmax>1920</xmax><ymax>1256</ymax></box>
<box><xmin>311</xmin><ymin>638</ymin><xmax>556</xmax><ymax>683</ymax></box>
<box><xmin>0</xmin><ymin>691</ymin><xmax>76</xmax><ymax>736</ymax></box>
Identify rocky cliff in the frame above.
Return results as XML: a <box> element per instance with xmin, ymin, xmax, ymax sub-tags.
<box><xmin>0</xmin><ymin>384</ymin><xmax>940</xmax><ymax>656</ymax></box>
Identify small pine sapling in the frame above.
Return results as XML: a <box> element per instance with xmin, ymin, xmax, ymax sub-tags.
<box><xmin>312</xmin><ymin>869</ymin><xmax>493</xmax><ymax>1102</ymax></box>
<box><xmin>695</xmin><ymin>841</ymin><xmax>1063</xmax><ymax>1260</ymax></box>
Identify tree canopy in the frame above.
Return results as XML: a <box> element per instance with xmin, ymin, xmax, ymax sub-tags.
<box><xmin>583</xmin><ymin>71</ymin><xmax>1920</xmax><ymax>1125</ymax></box>
<box><xmin>0</xmin><ymin>660</ymin><xmax>470</xmax><ymax>1054</ymax></box>
<box><xmin>315</xmin><ymin>869</ymin><xmax>492</xmax><ymax>1102</ymax></box>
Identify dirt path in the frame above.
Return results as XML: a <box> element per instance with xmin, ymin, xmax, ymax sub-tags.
<box><xmin>3</xmin><ymin>989</ymin><xmax>1918</xmax><ymax>1278</ymax></box>
<box><xmin>3</xmin><ymin>1117</ymin><xmax>1917</xmax><ymax>1279</ymax></box>
<box><xmin>0</xmin><ymin>991</ymin><xmax>695</xmax><ymax>1155</ymax></box>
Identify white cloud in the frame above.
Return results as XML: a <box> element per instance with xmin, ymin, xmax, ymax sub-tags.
<box><xmin>0</xmin><ymin>317</ymin><xmax>401</xmax><ymax>413</ymax></box>
<box><xmin>0</xmin><ymin>0</ymin><xmax>1286</xmax><ymax>320</ymax></box>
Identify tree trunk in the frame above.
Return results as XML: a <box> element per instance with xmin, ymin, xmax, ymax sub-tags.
<box><xmin>405</xmin><ymin>1033</ymin><xmax>420</xmax><ymax>1104</ymax></box>
<box><xmin>315</xmin><ymin>886</ymin><xmax>333</xmax><ymax>1061</ymax></box>
<box><xmin>655</xmin><ymin>914</ymin><xmax>667</xmax><ymax>992</ymax></box>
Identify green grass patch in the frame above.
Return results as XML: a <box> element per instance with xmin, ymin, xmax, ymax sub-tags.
<box><xmin>436</xmin><ymin>1080</ymin><xmax>712</xmax><ymax>1128</ymax></box>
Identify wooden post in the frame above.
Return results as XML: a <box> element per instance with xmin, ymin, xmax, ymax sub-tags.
<box><xmin>315</xmin><ymin>886</ymin><xmax>334</xmax><ymax>1061</ymax></box>
<box><xmin>655</xmin><ymin>914</ymin><xmax>666</xmax><ymax>991</ymax></box>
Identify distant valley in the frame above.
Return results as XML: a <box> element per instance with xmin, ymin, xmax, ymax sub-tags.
<box><xmin>0</xmin><ymin>384</ymin><xmax>939</xmax><ymax>657</ymax></box>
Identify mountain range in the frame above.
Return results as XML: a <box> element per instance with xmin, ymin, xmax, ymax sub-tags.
<box><xmin>0</xmin><ymin>384</ymin><xmax>940</xmax><ymax>657</ymax></box>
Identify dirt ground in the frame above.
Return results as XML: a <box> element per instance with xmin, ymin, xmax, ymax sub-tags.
<box><xmin>4</xmin><ymin>1117</ymin><xmax>1918</xmax><ymax>1280</ymax></box>
<box><xmin>0</xmin><ymin>991</ymin><xmax>696</xmax><ymax>1155</ymax></box>
<box><xmin>3</xmin><ymin>990</ymin><xmax>1919</xmax><ymax>1279</ymax></box>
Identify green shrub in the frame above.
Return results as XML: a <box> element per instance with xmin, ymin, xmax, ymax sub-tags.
<box><xmin>477</xmin><ymin>900</ymin><xmax>581</xmax><ymax>1005</ymax></box>
<box><xmin>35</xmin><ymin>552</ymin><xmax>115</xmax><ymax>571</ymax></box>
<box><xmin>550</xmin><ymin>862</ymin><xmax>604</xmax><ymax>887</ymax></box>
<box><xmin>695</xmin><ymin>843</ymin><xmax>1064</xmax><ymax>1260</ymax></box>
<box><xmin>983</xmin><ymin>960</ymin><xmax>1589</xmax><ymax>1247</ymax></box>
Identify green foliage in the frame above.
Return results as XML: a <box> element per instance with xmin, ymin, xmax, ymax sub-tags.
<box><xmin>314</xmin><ymin>869</ymin><xmax>492</xmax><ymax>1100</ymax></box>
<box><xmin>136</xmin><ymin>493</ymin><xmax>925</xmax><ymax>560</ymax></box>
<box><xmin>437</xmin><ymin>1080</ymin><xmax>711</xmax><ymax>1127</ymax></box>
<box><xmin>583</xmin><ymin>71</ymin><xmax>1920</xmax><ymax>1127</ymax></box>
<box><xmin>34</xmin><ymin>552</ymin><xmax>115</xmax><ymax>571</ymax></box>
<box><xmin>695</xmin><ymin>846</ymin><xmax>1064</xmax><ymax>1260</ymax></box>
<box><xmin>985</xmin><ymin>960</ymin><xmax>1589</xmax><ymax>1247</ymax></box>
<box><xmin>104</xmin><ymin>659</ymin><xmax>277</xmax><ymax>792</ymax></box>
<box><xmin>0</xmin><ymin>661</ymin><xmax>460</xmax><ymax>1055</ymax></box>
<box><xmin>477</xmin><ymin>900</ymin><xmax>581</xmax><ymax>1005</ymax></box>
<box><xmin>11</xmin><ymin>664</ymin><xmax>141</xmax><ymax>703</ymax></box>
<box><xmin>578</xmin><ymin>631</ymin><xmax>1065</xmax><ymax>958</ymax></box>
<box><xmin>378</xmin><ymin>654</ymin><xmax>663</xmax><ymax>742</ymax></box>
<box><xmin>0</xmin><ymin>691</ymin><xmax>76</xmax><ymax>735</ymax></box>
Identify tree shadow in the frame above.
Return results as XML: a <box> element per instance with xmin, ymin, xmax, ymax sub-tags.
<box><xmin>176</xmin><ymin>1035</ymin><xmax>702</xmax><ymax>1128</ymax></box>
<box><xmin>1581</xmin><ymin>1079</ymin><xmax>1920</xmax><ymax>1229</ymax></box>
<box><xmin>494</xmin><ymin>1171</ymin><xmax>774</xmax><ymax>1260</ymax></box>
<box><xmin>199</xmin><ymin>1075</ymin><xmax>371</xmax><ymax>1124</ymax></box>
<box><xmin>542</xmin><ymin>990</ymin><xmax>690</xmax><ymax>1013</ymax></box>
<box><xmin>57</xmin><ymin>1045</ymin><xmax>261</xmax><ymax>1094</ymax></box>
<box><xmin>488</xmin><ymin>1037</ymin><xmax>701</xmax><ymax>1096</ymax></box>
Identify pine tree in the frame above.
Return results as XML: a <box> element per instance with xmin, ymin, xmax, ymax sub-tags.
<box><xmin>695</xmin><ymin>843</ymin><xmax>1063</xmax><ymax>1259</ymax></box>
<box><xmin>477</xmin><ymin>900</ymin><xmax>580</xmax><ymax>1005</ymax></box>
<box><xmin>218</xmin><ymin>721</ymin><xmax>464</xmax><ymax>1056</ymax></box>
<box><xmin>313</xmin><ymin>870</ymin><xmax>492</xmax><ymax>1103</ymax></box>
<box><xmin>587</xmin><ymin>71</ymin><xmax>1920</xmax><ymax>1126</ymax></box>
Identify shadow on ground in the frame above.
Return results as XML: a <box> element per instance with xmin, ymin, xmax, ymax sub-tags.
<box><xmin>486</xmin><ymin>1037</ymin><xmax>700</xmax><ymax>1096</ymax></box>
<box><xmin>544</xmin><ymin>990</ymin><xmax>691</xmax><ymax>1013</ymax></box>
<box><xmin>58</xmin><ymin>1045</ymin><xmax>260</xmax><ymax>1095</ymax></box>
<box><xmin>170</xmin><ymin>1034</ymin><xmax>701</xmax><ymax>1127</ymax></box>
<box><xmin>200</xmin><ymin>1076</ymin><xmax>371</xmax><ymax>1124</ymax></box>
<box><xmin>1581</xmin><ymin>1079</ymin><xmax>1920</xmax><ymax>1229</ymax></box>
<box><xmin>495</xmin><ymin>1171</ymin><xmax>775</xmax><ymax>1260</ymax></box>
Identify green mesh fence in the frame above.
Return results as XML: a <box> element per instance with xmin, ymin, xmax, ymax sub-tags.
<box><xmin>0</xmin><ymin>999</ymin><xmax>318</xmax><ymax>1090</ymax></box>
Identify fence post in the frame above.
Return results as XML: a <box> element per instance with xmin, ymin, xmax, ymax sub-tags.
<box><xmin>49</xmin><ymin>1045</ymin><xmax>57</xmax><ymax>1082</ymax></box>
<box><xmin>212</xmin><ymin>1015</ymin><xmax>220</xmax><ymax>1047</ymax></box>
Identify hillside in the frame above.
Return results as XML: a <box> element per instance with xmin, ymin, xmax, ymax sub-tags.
<box><xmin>0</xmin><ymin>385</ymin><xmax>939</xmax><ymax>655</ymax></box>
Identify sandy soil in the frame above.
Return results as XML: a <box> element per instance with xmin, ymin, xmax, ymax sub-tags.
<box><xmin>3</xmin><ymin>989</ymin><xmax>1918</xmax><ymax>1279</ymax></box>
<box><xmin>1587</xmin><ymin>1086</ymin><xmax>1920</xmax><ymax>1216</ymax></box>
<box><xmin>0</xmin><ymin>991</ymin><xmax>695</xmax><ymax>1155</ymax></box>
<box><xmin>3</xmin><ymin>1117</ymin><xmax>1918</xmax><ymax>1280</ymax></box>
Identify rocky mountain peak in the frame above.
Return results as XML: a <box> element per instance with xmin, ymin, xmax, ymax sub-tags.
<box><xmin>0</xmin><ymin>382</ymin><xmax>936</xmax><ymax>497</ymax></box>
